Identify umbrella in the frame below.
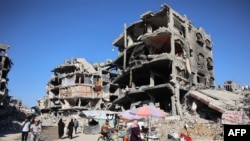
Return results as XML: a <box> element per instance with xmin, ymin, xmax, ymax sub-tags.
<box><xmin>118</xmin><ymin>110</ymin><xmax>144</xmax><ymax>120</ymax></box>
<box><xmin>130</xmin><ymin>105</ymin><xmax>167</xmax><ymax>118</ymax></box>
<box><xmin>130</xmin><ymin>105</ymin><xmax>167</xmax><ymax>134</ymax></box>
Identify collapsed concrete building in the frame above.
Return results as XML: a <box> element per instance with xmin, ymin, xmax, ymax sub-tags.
<box><xmin>38</xmin><ymin>58</ymin><xmax>116</xmax><ymax>116</ymax></box>
<box><xmin>38</xmin><ymin>4</ymin><xmax>249</xmax><ymax>123</ymax></box>
<box><xmin>0</xmin><ymin>44</ymin><xmax>26</xmax><ymax>134</ymax></box>
<box><xmin>108</xmin><ymin>4</ymin><xmax>214</xmax><ymax>114</ymax></box>
<box><xmin>0</xmin><ymin>44</ymin><xmax>13</xmax><ymax>106</ymax></box>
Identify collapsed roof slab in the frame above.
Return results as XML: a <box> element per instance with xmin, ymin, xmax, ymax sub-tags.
<box><xmin>188</xmin><ymin>91</ymin><xmax>227</xmax><ymax>113</ymax></box>
<box><xmin>188</xmin><ymin>90</ymin><xmax>244</xmax><ymax>113</ymax></box>
<box><xmin>198</xmin><ymin>89</ymin><xmax>243</xmax><ymax>106</ymax></box>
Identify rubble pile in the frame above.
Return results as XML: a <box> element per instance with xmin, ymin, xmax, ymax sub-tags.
<box><xmin>243</xmin><ymin>92</ymin><xmax>250</xmax><ymax>117</ymax></box>
<box><xmin>0</xmin><ymin>106</ymin><xmax>25</xmax><ymax>134</ymax></box>
<box><xmin>156</xmin><ymin>113</ymin><xmax>223</xmax><ymax>141</ymax></box>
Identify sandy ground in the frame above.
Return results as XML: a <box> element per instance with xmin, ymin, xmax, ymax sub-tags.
<box><xmin>0</xmin><ymin>126</ymin><xmax>115</xmax><ymax>141</ymax></box>
<box><xmin>0</xmin><ymin>124</ymin><xmax>220</xmax><ymax>141</ymax></box>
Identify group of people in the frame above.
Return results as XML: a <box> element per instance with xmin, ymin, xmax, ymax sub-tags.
<box><xmin>101</xmin><ymin>119</ymin><xmax>143</xmax><ymax>141</ymax></box>
<box><xmin>22</xmin><ymin>115</ymin><xmax>143</xmax><ymax>141</ymax></box>
<box><xmin>58</xmin><ymin>118</ymin><xmax>79</xmax><ymax>139</ymax></box>
<box><xmin>21</xmin><ymin>117</ymin><xmax>43</xmax><ymax>141</ymax></box>
<box><xmin>21</xmin><ymin>116</ymin><xmax>79</xmax><ymax>141</ymax></box>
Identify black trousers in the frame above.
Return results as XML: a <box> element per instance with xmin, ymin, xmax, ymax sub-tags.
<box><xmin>22</xmin><ymin>131</ymin><xmax>29</xmax><ymax>141</ymax></box>
<box><xmin>74</xmin><ymin>127</ymin><xmax>78</xmax><ymax>133</ymax></box>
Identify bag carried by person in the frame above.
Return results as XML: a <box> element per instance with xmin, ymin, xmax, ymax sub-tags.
<box><xmin>123</xmin><ymin>135</ymin><xmax>129</xmax><ymax>141</ymax></box>
<box><xmin>123</xmin><ymin>127</ymin><xmax>131</xmax><ymax>141</ymax></box>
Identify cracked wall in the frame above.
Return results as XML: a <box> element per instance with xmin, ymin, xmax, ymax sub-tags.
<box><xmin>108</xmin><ymin>4</ymin><xmax>215</xmax><ymax>115</ymax></box>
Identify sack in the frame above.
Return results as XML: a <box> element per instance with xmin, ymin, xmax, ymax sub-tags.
<box><xmin>123</xmin><ymin>135</ymin><xmax>129</xmax><ymax>141</ymax></box>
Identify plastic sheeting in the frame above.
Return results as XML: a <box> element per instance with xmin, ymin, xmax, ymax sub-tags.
<box><xmin>81</xmin><ymin>110</ymin><xmax>116</xmax><ymax>120</ymax></box>
<box><xmin>83</xmin><ymin>124</ymin><xmax>100</xmax><ymax>134</ymax></box>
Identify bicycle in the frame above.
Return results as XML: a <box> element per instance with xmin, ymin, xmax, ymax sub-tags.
<box><xmin>97</xmin><ymin>131</ymin><xmax>114</xmax><ymax>141</ymax></box>
<box><xmin>31</xmin><ymin>132</ymin><xmax>42</xmax><ymax>141</ymax></box>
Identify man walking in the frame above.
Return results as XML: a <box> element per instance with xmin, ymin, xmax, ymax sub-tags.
<box><xmin>73</xmin><ymin>118</ymin><xmax>79</xmax><ymax>134</ymax></box>
<box><xmin>21</xmin><ymin>117</ymin><xmax>31</xmax><ymax>141</ymax></box>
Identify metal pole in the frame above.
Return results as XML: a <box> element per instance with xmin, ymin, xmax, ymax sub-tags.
<box><xmin>123</xmin><ymin>23</ymin><xmax>127</xmax><ymax>70</ymax></box>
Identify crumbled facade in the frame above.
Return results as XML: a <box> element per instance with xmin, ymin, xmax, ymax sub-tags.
<box><xmin>38</xmin><ymin>58</ymin><xmax>116</xmax><ymax>116</ymax></box>
<box><xmin>38</xmin><ymin>4</ymin><xmax>249</xmax><ymax>124</ymax></box>
<box><xmin>108</xmin><ymin>4</ymin><xmax>214</xmax><ymax>116</ymax></box>
<box><xmin>0</xmin><ymin>44</ymin><xmax>13</xmax><ymax>106</ymax></box>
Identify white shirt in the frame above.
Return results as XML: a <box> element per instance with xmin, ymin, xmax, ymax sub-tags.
<box><xmin>22</xmin><ymin>121</ymin><xmax>30</xmax><ymax>132</ymax></box>
<box><xmin>30</xmin><ymin>124</ymin><xmax>42</xmax><ymax>133</ymax></box>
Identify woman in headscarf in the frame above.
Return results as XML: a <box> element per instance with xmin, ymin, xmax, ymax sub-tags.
<box><xmin>67</xmin><ymin>119</ymin><xmax>74</xmax><ymax>139</ymax></box>
<box><xmin>130</xmin><ymin>120</ymin><xmax>141</xmax><ymax>141</ymax></box>
<box><xmin>58</xmin><ymin>118</ymin><xmax>65</xmax><ymax>139</ymax></box>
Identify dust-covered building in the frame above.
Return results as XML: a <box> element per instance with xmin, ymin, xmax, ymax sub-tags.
<box><xmin>108</xmin><ymin>4</ymin><xmax>215</xmax><ymax>115</ymax></box>
<box><xmin>0</xmin><ymin>44</ymin><xmax>13</xmax><ymax>106</ymax></box>
<box><xmin>38</xmin><ymin>58</ymin><xmax>116</xmax><ymax>116</ymax></box>
<box><xmin>38</xmin><ymin>4</ymin><xmax>247</xmax><ymax>121</ymax></box>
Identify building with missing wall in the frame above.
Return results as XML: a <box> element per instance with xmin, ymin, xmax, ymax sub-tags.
<box><xmin>0</xmin><ymin>44</ymin><xmax>13</xmax><ymax>106</ymax></box>
<box><xmin>108</xmin><ymin>4</ymin><xmax>214</xmax><ymax>115</ymax></box>
<box><xmin>38</xmin><ymin>4</ymin><xmax>217</xmax><ymax>117</ymax></box>
<box><xmin>38</xmin><ymin>58</ymin><xmax>116</xmax><ymax>116</ymax></box>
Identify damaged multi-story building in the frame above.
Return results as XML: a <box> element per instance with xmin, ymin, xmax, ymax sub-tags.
<box><xmin>107</xmin><ymin>4</ymin><xmax>248</xmax><ymax>120</ymax></box>
<box><xmin>0</xmin><ymin>44</ymin><xmax>13</xmax><ymax>106</ymax></box>
<box><xmin>38</xmin><ymin>4</ymin><xmax>248</xmax><ymax>121</ymax></box>
<box><xmin>38</xmin><ymin>58</ymin><xmax>116</xmax><ymax>116</ymax></box>
<box><xmin>108</xmin><ymin>4</ymin><xmax>214</xmax><ymax>115</ymax></box>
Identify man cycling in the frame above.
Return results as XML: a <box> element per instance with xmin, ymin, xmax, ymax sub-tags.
<box><xmin>30</xmin><ymin>119</ymin><xmax>43</xmax><ymax>141</ymax></box>
<box><xmin>101</xmin><ymin>120</ymin><xmax>113</xmax><ymax>140</ymax></box>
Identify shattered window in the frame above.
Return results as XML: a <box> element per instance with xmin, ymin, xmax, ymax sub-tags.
<box><xmin>175</xmin><ymin>39</ymin><xmax>184</xmax><ymax>58</ymax></box>
<box><xmin>196</xmin><ymin>33</ymin><xmax>204</xmax><ymax>46</ymax></box>
<box><xmin>206</xmin><ymin>58</ymin><xmax>213</xmax><ymax>70</ymax></box>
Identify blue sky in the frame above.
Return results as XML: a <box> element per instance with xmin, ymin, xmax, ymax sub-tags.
<box><xmin>0</xmin><ymin>0</ymin><xmax>249</xmax><ymax>107</ymax></box>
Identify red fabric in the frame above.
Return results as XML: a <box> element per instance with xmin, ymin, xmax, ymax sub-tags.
<box><xmin>180</xmin><ymin>133</ymin><xmax>192</xmax><ymax>141</ymax></box>
<box><xmin>124</xmin><ymin>135</ymin><xmax>129</xmax><ymax>141</ymax></box>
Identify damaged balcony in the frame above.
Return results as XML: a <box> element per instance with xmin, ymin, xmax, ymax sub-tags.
<box><xmin>39</xmin><ymin>58</ymin><xmax>115</xmax><ymax>115</ymax></box>
<box><xmin>108</xmin><ymin>3</ymin><xmax>214</xmax><ymax>118</ymax></box>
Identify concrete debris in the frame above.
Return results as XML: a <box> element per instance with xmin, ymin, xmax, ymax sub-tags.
<box><xmin>0</xmin><ymin>106</ymin><xmax>25</xmax><ymax>134</ymax></box>
<box><xmin>150</xmin><ymin>111</ymin><xmax>224</xmax><ymax>141</ymax></box>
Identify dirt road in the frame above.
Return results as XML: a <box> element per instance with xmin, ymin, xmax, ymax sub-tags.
<box><xmin>0</xmin><ymin>125</ymin><xmax>101</xmax><ymax>141</ymax></box>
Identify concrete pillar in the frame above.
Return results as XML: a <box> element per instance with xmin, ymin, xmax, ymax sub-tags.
<box><xmin>123</xmin><ymin>23</ymin><xmax>127</xmax><ymax>70</ymax></box>
<box><xmin>174</xmin><ymin>84</ymin><xmax>183</xmax><ymax>119</ymax></box>
<box><xmin>129</xmin><ymin>69</ymin><xmax>135</xmax><ymax>88</ymax></box>
<box><xmin>149</xmin><ymin>71</ymin><xmax>155</xmax><ymax>87</ymax></box>
<box><xmin>170</xmin><ymin>35</ymin><xmax>175</xmax><ymax>56</ymax></box>
<box><xmin>148</xmin><ymin>94</ymin><xmax>155</xmax><ymax>103</ymax></box>
<box><xmin>78</xmin><ymin>98</ymin><xmax>81</xmax><ymax>107</ymax></box>
<box><xmin>171</xmin><ymin>95</ymin><xmax>176</xmax><ymax>116</ymax></box>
